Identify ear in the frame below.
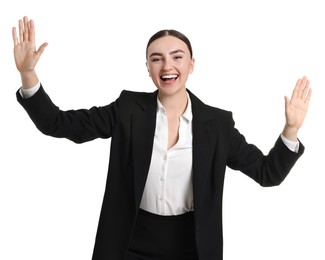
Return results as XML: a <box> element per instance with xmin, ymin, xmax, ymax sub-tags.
<box><xmin>146</xmin><ymin>61</ymin><xmax>151</xmax><ymax>77</ymax></box>
<box><xmin>189</xmin><ymin>58</ymin><xmax>195</xmax><ymax>74</ymax></box>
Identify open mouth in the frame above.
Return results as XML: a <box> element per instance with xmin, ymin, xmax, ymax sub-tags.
<box><xmin>160</xmin><ymin>74</ymin><xmax>179</xmax><ymax>82</ymax></box>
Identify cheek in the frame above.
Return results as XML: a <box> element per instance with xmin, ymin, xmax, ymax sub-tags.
<box><xmin>147</xmin><ymin>67</ymin><xmax>160</xmax><ymax>83</ymax></box>
<box><xmin>148</xmin><ymin>66</ymin><xmax>160</xmax><ymax>78</ymax></box>
<box><xmin>180</xmin><ymin>65</ymin><xmax>192</xmax><ymax>75</ymax></box>
<box><xmin>183</xmin><ymin>64</ymin><xmax>194</xmax><ymax>75</ymax></box>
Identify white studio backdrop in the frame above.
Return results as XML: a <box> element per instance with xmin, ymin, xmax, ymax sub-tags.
<box><xmin>1</xmin><ymin>0</ymin><xmax>324</xmax><ymax>259</ymax></box>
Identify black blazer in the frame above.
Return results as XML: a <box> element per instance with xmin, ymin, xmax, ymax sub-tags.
<box><xmin>17</xmin><ymin>86</ymin><xmax>304</xmax><ymax>260</ymax></box>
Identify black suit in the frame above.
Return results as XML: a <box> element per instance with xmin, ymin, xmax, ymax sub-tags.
<box><xmin>17</xmin><ymin>86</ymin><xmax>304</xmax><ymax>260</ymax></box>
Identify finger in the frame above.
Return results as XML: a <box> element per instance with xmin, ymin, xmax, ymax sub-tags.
<box><xmin>23</xmin><ymin>16</ymin><xmax>28</xmax><ymax>42</ymax></box>
<box><xmin>12</xmin><ymin>27</ymin><xmax>18</xmax><ymax>46</ymax></box>
<box><xmin>304</xmin><ymin>87</ymin><xmax>312</xmax><ymax>104</ymax></box>
<box><xmin>298</xmin><ymin>76</ymin><xmax>308</xmax><ymax>98</ymax></box>
<box><xmin>291</xmin><ymin>78</ymin><xmax>302</xmax><ymax>99</ymax></box>
<box><xmin>18</xmin><ymin>19</ymin><xmax>23</xmax><ymax>44</ymax></box>
<box><xmin>29</xmin><ymin>19</ymin><xmax>35</xmax><ymax>44</ymax></box>
<box><xmin>301</xmin><ymin>78</ymin><xmax>310</xmax><ymax>99</ymax></box>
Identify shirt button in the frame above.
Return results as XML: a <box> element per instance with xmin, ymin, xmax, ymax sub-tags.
<box><xmin>163</xmin><ymin>154</ymin><xmax>167</xmax><ymax>160</ymax></box>
<box><xmin>160</xmin><ymin>176</ymin><xmax>165</xmax><ymax>181</ymax></box>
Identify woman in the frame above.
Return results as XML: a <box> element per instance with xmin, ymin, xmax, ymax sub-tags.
<box><xmin>13</xmin><ymin>16</ymin><xmax>312</xmax><ymax>260</ymax></box>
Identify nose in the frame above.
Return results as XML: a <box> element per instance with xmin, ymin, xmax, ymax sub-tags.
<box><xmin>162</xmin><ymin>58</ymin><xmax>172</xmax><ymax>71</ymax></box>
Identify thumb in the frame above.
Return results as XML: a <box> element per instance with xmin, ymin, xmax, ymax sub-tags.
<box><xmin>35</xmin><ymin>42</ymin><xmax>48</xmax><ymax>58</ymax></box>
<box><xmin>284</xmin><ymin>96</ymin><xmax>289</xmax><ymax>106</ymax></box>
<box><xmin>284</xmin><ymin>96</ymin><xmax>290</xmax><ymax>113</ymax></box>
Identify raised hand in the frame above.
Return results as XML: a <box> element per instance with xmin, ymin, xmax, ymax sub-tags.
<box><xmin>283</xmin><ymin>76</ymin><xmax>312</xmax><ymax>141</ymax></box>
<box><xmin>12</xmin><ymin>16</ymin><xmax>48</xmax><ymax>88</ymax></box>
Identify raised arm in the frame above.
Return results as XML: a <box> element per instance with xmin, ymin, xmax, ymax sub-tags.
<box><xmin>282</xmin><ymin>76</ymin><xmax>312</xmax><ymax>141</ymax></box>
<box><xmin>12</xmin><ymin>16</ymin><xmax>48</xmax><ymax>89</ymax></box>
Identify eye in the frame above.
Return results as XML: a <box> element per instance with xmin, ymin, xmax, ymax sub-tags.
<box><xmin>174</xmin><ymin>55</ymin><xmax>183</xmax><ymax>60</ymax></box>
<box><xmin>151</xmin><ymin>57</ymin><xmax>162</xmax><ymax>63</ymax></box>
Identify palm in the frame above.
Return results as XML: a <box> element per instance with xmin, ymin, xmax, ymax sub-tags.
<box><xmin>12</xmin><ymin>17</ymin><xmax>47</xmax><ymax>74</ymax></box>
<box><xmin>285</xmin><ymin>77</ymin><xmax>312</xmax><ymax>129</ymax></box>
<box><xmin>14</xmin><ymin>40</ymin><xmax>37</xmax><ymax>72</ymax></box>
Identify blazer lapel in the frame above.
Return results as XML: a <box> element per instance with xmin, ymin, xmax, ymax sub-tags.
<box><xmin>188</xmin><ymin>90</ymin><xmax>217</xmax><ymax>210</ymax></box>
<box><xmin>131</xmin><ymin>91</ymin><xmax>158</xmax><ymax>208</ymax></box>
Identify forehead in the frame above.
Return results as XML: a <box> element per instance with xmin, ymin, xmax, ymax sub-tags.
<box><xmin>147</xmin><ymin>35</ymin><xmax>190</xmax><ymax>55</ymax></box>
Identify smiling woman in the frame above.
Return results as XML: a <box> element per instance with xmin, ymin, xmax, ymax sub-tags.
<box><xmin>12</xmin><ymin>16</ymin><xmax>312</xmax><ymax>260</ymax></box>
<box><xmin>146</xmin><ymin>32</ymin><xmax>195</xmax><ymax>107</ymax></box>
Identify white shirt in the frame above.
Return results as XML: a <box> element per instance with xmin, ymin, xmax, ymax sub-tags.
<box><xmin>20</xmin><ymin>83</ymin><xmax>300</xmax><ymax>216</ymax></box>
<box><xmin>139</xmin><ymin>95</ymin><xmax>194</xmax><ymax>216</ymax></box>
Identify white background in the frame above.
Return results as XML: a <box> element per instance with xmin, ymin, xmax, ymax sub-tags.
<box><xmin>1</xmin><ymin>0</ymin><xmax>324</xmax><ymax>259</ymax></box>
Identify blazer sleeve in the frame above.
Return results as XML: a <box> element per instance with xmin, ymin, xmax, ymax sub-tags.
<box><xmin>226</xmin><ymin>112</ymin><xmax>305</xmax><ymax>187</ymax></box>
<box><xmin>16</xmin><ymin>85</ymin><xmax>120</xmax><ymax>143</ymax></box>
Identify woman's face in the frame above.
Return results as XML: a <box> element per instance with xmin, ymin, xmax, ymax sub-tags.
<box><xmin>146</xmin><ymin>35</ymin><xmax>195</xmax><ymax>97</ymax></box>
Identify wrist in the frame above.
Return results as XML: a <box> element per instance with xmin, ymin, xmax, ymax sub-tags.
<box><xmin>282</xmin><ymin>125</ymin><xmax>299</xmax><ymax>141</ymax></box>
<box><xmin>20</xmin><ymin>70</ymin><xmax>39</xmax><ymax>89</ymax></box>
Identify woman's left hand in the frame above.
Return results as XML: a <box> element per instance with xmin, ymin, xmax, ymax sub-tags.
<box><xmin>283</xmin><ymin>76</ymin><xmax>312</xmax><ymax>141</ymax></box>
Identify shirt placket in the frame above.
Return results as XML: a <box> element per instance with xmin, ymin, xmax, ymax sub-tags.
<box><xmin>159</xmin><ymin>108</ymin><xmax>168</xmax><ymax>215</ymax></box>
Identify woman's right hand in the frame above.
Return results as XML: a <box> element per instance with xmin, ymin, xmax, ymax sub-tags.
<box><xmin>12</xmin><ymin>16</ymin><xmax>48</xmax><ymax>88</ymax></box>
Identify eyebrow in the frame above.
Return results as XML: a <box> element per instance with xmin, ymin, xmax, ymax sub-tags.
<box><xmin>149</xmin><ymin>49</ymin><xmax>185</xmax><ymax>58</ymax></box>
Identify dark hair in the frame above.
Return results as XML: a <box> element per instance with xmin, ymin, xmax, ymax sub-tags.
<box><xmin>146</xmin><ymin>29</ymin><xmax>193</xmax><ymax>59</ymax></box>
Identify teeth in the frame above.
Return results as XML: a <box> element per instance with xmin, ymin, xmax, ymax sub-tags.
<box><xmin>161</xmin><ymin>75</ymin><xmax>178</xmax><ymax>79</ymax></box>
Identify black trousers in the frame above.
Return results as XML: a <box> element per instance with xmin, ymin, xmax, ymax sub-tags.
<box><xmin>127</xmin><ymin>209</ymin><xmax>198</xmax><ymax>260</ymax></box>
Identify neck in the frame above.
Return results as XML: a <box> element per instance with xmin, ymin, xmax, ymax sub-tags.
<box><xmin>158</xmin><ymin>88</ymin><xmax>188</xmax><ymax>116</ymax></box>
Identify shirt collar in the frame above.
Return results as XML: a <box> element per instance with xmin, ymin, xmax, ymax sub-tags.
<box><xmin>157</xmin><ymin>92</ymin><xmax>192</xmax><ymax>123</ymax></box>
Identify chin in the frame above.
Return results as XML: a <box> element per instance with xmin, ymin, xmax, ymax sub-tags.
<box><xmin>158</xmin><ymin>85</ymin><xmax>185</xmax><ymax>96</ymax></box>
